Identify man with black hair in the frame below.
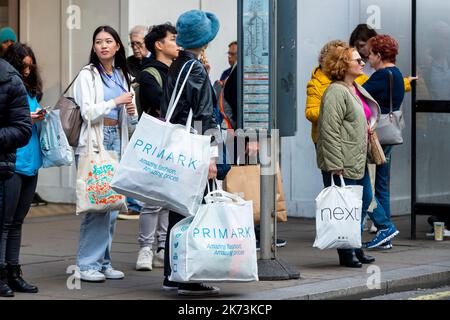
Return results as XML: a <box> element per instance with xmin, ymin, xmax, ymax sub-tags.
<box><xmin>135</xmin><ymin>23</ymin><xmax>179</xmax><ymax>272</ymax></box>
<box><xmin>138</xmin><ymin>23</ymin><xmax>179</xmax><ymax>118</ymax></box>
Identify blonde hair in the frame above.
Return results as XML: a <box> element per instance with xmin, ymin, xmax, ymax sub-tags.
<box><xmin>321</xmin><ymin>45</ymin><xmax>355</xmax><ymax>81</ymax></box>
<box><xmin>318</xmin><ymin>40</ymin><xmax>347</xmax><ymax>67</ymax></box>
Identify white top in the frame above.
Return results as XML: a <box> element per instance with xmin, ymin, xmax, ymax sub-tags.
<box><xmin>73</xmin><ymin>64</ymin><xmax>138</xmax><ymax>156</ymax></box>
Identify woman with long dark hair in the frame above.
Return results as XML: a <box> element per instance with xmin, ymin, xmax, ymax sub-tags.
<box><xmin>73</xmin><ymin>25</ymin><xmax>137</xmax><ymax>282</ymax></box>
<box><xmin>1</xmin><ymin>43</ymin><xmax>44</xmax><ymax>296</ymax></box>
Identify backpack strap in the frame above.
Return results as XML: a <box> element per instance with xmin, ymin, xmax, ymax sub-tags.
<box><xmin>144</xmin><ymin>67</ymin><xmax>163</xmax><ymax>88</ymax></box>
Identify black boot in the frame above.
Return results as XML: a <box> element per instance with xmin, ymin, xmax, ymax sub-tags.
<box><xmin>0</xmin><ymin>266</ymin><xmax>14</xmax><ymax>297</ymax></box>
<box><xmin>6</xmin><ymin>264</ymin><xmax>38</xmax><ymax>293</ymax></box>
<box><xmin>355</xmin><ymin>248</ymin><xmax>375</xmax><ymax>264</ymax></box>
<box><xmin>337</xmin><ymin>249</ymin><xmax>362</xmax><ymax>268</ymax></box>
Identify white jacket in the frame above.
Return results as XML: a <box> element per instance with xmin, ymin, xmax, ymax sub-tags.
<box><xmin>73</xmin><ymin>64</ymin><xmax>138</xmax><ymax>155</ymax></box>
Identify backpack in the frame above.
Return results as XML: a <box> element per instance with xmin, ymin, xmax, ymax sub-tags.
<box><xmin>136</xmin><ymin>67</ymin><xmax>163</xmax><ymax>118</ymax></box>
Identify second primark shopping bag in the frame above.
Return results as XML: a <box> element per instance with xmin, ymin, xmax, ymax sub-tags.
<box><xmin>111</xmin><ymin>61</ymin><xmax>211</xmax><ymax>216</ymax></box>
<box><xmin>169</xmin><ymin>185</ymin><xmax>258</xmax><ymax>283</ymax></box>
<box><xmin>313</xmin><ymin>174</ymin><xmax>363</xmax><ymax>250</ymax></box>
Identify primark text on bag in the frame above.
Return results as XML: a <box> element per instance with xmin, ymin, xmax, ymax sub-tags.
<box><xmin>111</xmin><ymin>60</ymin><xmax>211</xmax><ymax>216</ymax></box>
<box><xmin>169</xmin><ymin>186</ymin><xmax>258</xmax><ymax>283</ymax></box>
<box><xmin>313</xmin><ymin>174</ymin><xmax>363</xmax><ymax>250</ymax></box>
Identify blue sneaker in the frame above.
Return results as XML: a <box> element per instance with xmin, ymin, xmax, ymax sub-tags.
<box><xmin>365</xmin><ymin>227</ymin><xmax>399</xmax><ymax>249</ymax></box>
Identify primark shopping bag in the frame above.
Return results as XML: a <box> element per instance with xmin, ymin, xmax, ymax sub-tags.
<box><xmin>111</xmin><ymin>61</ymin><xmax>210</xmax><ymax>217</ymax></box>
<box><xmin>169</xmin><ymin>187</ymin><xmax>258</xmax><ymax>283</ymax></box>
<box><xmin>313</xmin><ymin>174</ymin><xmax>363</xmax><ymax>250</ymax></box>
<box><xmin>40</xmin><ymin>109</ymin><xmax>74</xmax><ymax>168</ymax></box>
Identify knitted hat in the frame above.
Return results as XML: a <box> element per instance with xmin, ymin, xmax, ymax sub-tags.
<box><xmin>0</xmin><ymin>27</ymin><xmax>17</xmax><ymax>44</ymax></box>
<box><xmin>176</xmin><ymin>10</ymin><xmax>220</xmax><ymax>49</ymax></box>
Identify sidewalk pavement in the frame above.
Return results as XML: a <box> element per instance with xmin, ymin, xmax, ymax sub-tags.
<box><xmin>2</xmin><ymin>210</ymin><xmax>450</xmax><ymax>300</ymax></box>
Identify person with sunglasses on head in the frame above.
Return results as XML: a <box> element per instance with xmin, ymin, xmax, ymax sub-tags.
<box><xmin>73</xmin><ymin>25</ymin><xmax>138</xmax><ymax>282</ymax></box>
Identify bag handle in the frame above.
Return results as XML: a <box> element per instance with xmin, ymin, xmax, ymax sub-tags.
<box><xmin>330</xmin><ymin>173</ymin><xmax>346</xmax><ymax>187</ymax></box>
<box><xmin>205</xmin><ymin>179</ymin><xmax>245</xmax><ymax>204</ymax></box>
<box><xmin>165</xmin><ymin>60</ymin><xmax>196</xmax><ymax>121</ymax></box>
<box><xmin>387</xmin><ymin>70</ymin><xmax>394</xmax><ymax>114</ymax></box>
<box><xmin>62</xmin><ymin>74</ymin><xmax>80</xmax><ymax>96</ymax></box>
<box><xmin>165</xmin><ymin>60</ymin><xmax>197</xmax><ymax>132</ymax></box>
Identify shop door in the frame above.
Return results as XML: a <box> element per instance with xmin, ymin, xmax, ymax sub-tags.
<box><xmin>412</xmin><ymin>0</ymin><xmax>450</xmax><ymax>238</ymax></box>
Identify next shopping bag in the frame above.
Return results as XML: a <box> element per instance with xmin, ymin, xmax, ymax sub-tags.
<box><xmin>169</xmin><ymin>187</ymin><xmax>259</xmax><ymax>283</ymax></box>
<box><xmin>76</xmin><ymin>120</ymin><xmax>127</xmax><ymax>215</ymax></box>
<box><xmin>40</xmin><ymin>109</ymin><xmax>74</xmax><ymax>168</ymax></box>
<box><xmin>313</xmin><ymin>174</ymin><xmax>363</xmax><ymax>250</ymax></box>
<box><xmin>111</xmin><ymin>60</ymin><xmax>211</xmax><ymax>217</ymax></box>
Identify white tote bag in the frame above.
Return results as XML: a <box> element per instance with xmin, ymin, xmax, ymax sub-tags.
<box><xmin>40</xmin><ymin>109</ymin><xmax>74</xmax><ymax>168</ymax></box>
<box><xmin>313</xmin><ymin>174</ymin><xmax>363</xmax><ymax>250</ymax></box>
<box><xmin>169</xmin><ymin>186</ymin><xmax>259</xmax><ymax>283</ymax></box>
<box><xmin>76</xmin><ymin>119</ymin><xmax>127</xmax><ymax>215</ymax></box>
<box><xmin>111</xmin><ymin>61</ymin><xmax>211</xmax><ymax>217</ymax></box>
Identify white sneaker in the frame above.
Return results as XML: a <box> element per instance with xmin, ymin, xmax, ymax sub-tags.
<box><xmin>153</xmin><ymin>249</ymin><xmax>165</xmax><ymax>268</ymax></box>
<box><xmin>78</xmin><ymin>269</ymin><xmax>106</xmax><ymax>282</ymax></box>
<box><xmin>136</xmin><ymin>247</ymin><xmax>153</xmax><ymax>271</ymax></box>
<box><xmin>101</xmin><ymin>267</ymin><xmax>125</xmax><ymax>280</ymax></box>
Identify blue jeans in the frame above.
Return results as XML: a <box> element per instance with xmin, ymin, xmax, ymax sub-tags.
<box><xmin>76</xmin><ymin>125</ymin><xmax>121</xmax><ymax>271</ymax></box>
<box><xmin>322</xmin><ymin>166</ymin><xmax>393</xmax><ymax>235</ymax></box>
<box><xmin>375</xmin><ymin>146</ymin><xmax>393</xmax><ymax>220</ymax></box>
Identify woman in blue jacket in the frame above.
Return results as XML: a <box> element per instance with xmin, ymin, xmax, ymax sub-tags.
<box><xmin>362</xmin><ymin>35</ymin><xmax>404</xmax><ymax>249</ymax></box>
<box><xmin>1</xmin><ymin>43</ymin><xmax>45</xmax><ymax>296</ymax></box>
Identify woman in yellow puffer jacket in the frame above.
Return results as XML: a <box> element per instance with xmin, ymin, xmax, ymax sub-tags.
<box><xmin>305</xmin><ymin>40</ymin><xmax>412</xmax><ymax>144</ymax></box>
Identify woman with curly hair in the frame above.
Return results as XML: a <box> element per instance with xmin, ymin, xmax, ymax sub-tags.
<box><xmin>1</xmin><ymin>43</ymin><xmax>44</xmax><ymax>296</ymax></box>
<box><xmin>361</xmin><ymin>35</ymin><xmax>405</xmax><ymax>249</ymax></box>
<box><xmin>317</xmin><ymin>44</ymin><xmax>398</xmax><ymax>268</ymax></box>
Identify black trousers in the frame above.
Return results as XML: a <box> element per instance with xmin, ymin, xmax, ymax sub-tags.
<box><xmin>163</xmin><ymin>180</ymin><xmax>214</xmax><ymax>278</ymax></box>
<box><xmin>0</xmin><ymin>173</ymin><xmax>38</xmax><ymax>267</ymax></box>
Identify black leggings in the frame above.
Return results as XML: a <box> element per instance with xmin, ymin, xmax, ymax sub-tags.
<box><xmin>0</xmin><ymin>173</ymin><xmax>38</xmax><ymax>267</ymax></box>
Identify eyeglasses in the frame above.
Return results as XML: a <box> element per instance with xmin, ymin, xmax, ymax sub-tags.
<box><xmin>130</xmin><ymin>41</ymin><xmax>145</xmax><ymax>48</ymax></box>
<box><xmin>227</xmin><ymin>52</ymin><xmax>237</xmax><ymax>56</ymax></box>
<box><xmin>352</xmin><ymin>58</ymin><xmax>364</xmax><ymax>65</ymax></box>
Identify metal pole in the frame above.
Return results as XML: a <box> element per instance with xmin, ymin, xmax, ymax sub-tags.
<box><xmin>260</xmin><ymin>136</ymin><xmax>275</xmax><ymax>260</ymax></box>
<box><xmin>411</xmin><ymin>0</ymin><xmax>417</xmax><ymax>240</ymax></box>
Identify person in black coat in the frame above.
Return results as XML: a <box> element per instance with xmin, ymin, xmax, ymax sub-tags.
<box><xmin>0</xmin><ymin>57</ymin><xmax>32</xmax><ymax>297</ymax></box>
<box><xmin>159</xmin><ymin>10</ymin><xmax>220</xmax><ymax>297</ymax></box>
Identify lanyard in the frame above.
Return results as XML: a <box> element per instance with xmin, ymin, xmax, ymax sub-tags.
<box><xmin>99</xmin><ymin>64</ymin><xmax>128</xmax><ymax>93</ymax></box>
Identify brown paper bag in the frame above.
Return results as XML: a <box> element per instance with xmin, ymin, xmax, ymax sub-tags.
<box><xmin>223</xmin><ymin>165</ymin><xmax>287</xmax><ymax>224</ymax></box>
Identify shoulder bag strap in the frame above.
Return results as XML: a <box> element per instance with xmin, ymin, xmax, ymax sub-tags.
<box><xmin>388</xmin><ymin>69</ymin><xmax>394</xmax><ymax>114</ymax></box>
<box><xmin>62</xmin><ymin>73</ymin><xmax>80</xmax><ymax>96</ymax></box>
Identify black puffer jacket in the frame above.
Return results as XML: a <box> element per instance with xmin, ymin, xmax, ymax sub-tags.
<box><xmin>0</xmin><ymin>58</ymin><xmax>32</xmax><ymax>180</ymax></box>
<box><xmin>161</xmin><ymin>50</ymin><xmax>217</xmax><ymax>134</ymax></box>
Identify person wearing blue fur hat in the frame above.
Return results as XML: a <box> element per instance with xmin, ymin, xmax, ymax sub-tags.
<box><xmin>160</xmin><ymin>9</ymin><xmax>221</xmax><ymax>296</ymax></box>
<box><xmin>0</xmin><ymin>27</ymin><xmax>17</xmax><ymax>56</ymax></box>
